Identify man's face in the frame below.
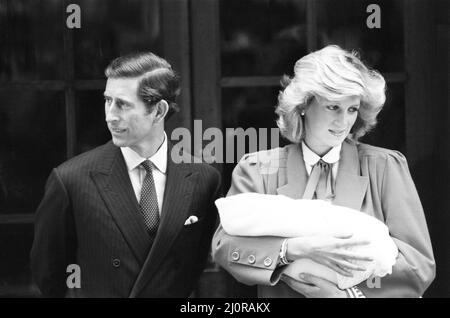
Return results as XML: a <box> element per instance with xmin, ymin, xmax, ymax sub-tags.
<box><xmin>104</xmin><ymin>77</ymin><xmax>156</xmax><ymax>154</ymax></box>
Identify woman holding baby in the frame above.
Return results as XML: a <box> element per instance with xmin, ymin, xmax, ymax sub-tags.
<box><xmin>212</xmin><ymin>45</ymin><xmax>435</xmax><ymax>298</ymax></box>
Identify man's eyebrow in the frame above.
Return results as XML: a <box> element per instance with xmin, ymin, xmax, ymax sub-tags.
<box><xmin>116</xmin><ymin>97</ymin><xmax>133</xmax><ymax>105</ymax></box>
<box><xmin>102</xmin><ymin>94</ymin><xmax>132</xmax><ymax>105</ymax></box>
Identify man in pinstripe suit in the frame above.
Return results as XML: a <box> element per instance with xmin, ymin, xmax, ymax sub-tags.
<box><xmin>30</xmin><ymin>52</ymin><xmax>221</xmax><ymax>297</ymax></box>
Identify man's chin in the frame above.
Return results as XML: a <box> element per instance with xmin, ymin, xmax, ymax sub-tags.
<box><xmin>111</xmin><ymin>137</ymin><xmax>128</xmax><ymax>148</ymax></box>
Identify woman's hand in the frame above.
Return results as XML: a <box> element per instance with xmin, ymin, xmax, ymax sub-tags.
<box><xmin>281</xmin><ymin>273</ymin><xmax>348</xmax><ymax>298</ymax></box>
<box><xmin>286</xmin><ymin>234</ymin><xmax>373</xmax><ymax>276</ymax></box>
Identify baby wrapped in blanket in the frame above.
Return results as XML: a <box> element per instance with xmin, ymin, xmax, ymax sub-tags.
<box><xmin>215</xmin><ymin>193</ymin><xmax>398</xmax><ymax>289</ymax></box>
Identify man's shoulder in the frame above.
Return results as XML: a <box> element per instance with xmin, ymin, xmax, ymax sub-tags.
<box><xmin>167</xmin><ymin>160</ymin><xmax>221</xmax><ymax>198</ymax></box>
<box><xmin>169</xmin><ymin>146</ymin><xmax>220</xmax><ymax>180</ymax></box>
<box><xmin>183</xmin><ymin>161</ymin><xmax>221</xmax><ymax>184</ymax></box>
<box><xmin>56</xmin><ymin>141</ymin><xmax>115</xmax><ymax>174</ymax></box>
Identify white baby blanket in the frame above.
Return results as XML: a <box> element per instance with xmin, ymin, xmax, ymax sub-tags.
<box><xmin>215</xmin><ymin>193</ymin><xmax>398</xmax><ymax>289</ymax></box>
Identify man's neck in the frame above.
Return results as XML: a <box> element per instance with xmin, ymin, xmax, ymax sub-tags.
<box><xmin>130</xmin><ymin>132</ymin><xmax>165</xmax><ymax>159</ymax></box>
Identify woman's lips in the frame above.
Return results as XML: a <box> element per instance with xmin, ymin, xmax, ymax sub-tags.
<box><xmin>329</xmin><ymin>129</ymin><xmax>346</xmax><ymax>137</ymax></box>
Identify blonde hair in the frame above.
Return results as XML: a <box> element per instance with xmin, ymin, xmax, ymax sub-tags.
<box><xmin>275</xmin><ymin>45</ymin><xmax>386</xmax><ymax>143</ymax></box>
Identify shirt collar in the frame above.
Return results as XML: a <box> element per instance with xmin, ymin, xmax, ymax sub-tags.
<box><xmin>120</xmin><ymin>132</ymin><xmax>168</xmax><ymax>174</ymax></box>
<box><xmin>301</xmin><ymin>141</ymin><xmax>341</xmax><ymax>166</ymax></box>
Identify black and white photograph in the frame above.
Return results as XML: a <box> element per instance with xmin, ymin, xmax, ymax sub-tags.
<box><xmin>0</xmin><ymin>0</ymin><xmax>449</xmax><ymax>300</ymax></box>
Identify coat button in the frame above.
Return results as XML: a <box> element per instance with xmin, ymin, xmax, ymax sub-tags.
<box><xmin>112</xmin><ymin>258</ymin><xmax>121</xmax><ymax>267</ymax></box>
<box><xmin>231</xmin><ymin>251</ymin><xmax>240</xmax><ymax>261</ymax></box>
<box><xmin>264</xmin><ymin>257</ymin><xmax>272</xmax><ymax>267</ymax></box>
<box><xmin>248</xmin><ymin>255</ymin><xmax>256</xmax><ymax>264</ymax></box>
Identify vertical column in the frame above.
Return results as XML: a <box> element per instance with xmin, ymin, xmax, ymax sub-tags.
<box><xmin>190</xmin><ymin>0</ymin><xmax>222</xmax><ymax>160</ymax></box>
<box><xmin>161</xmin><ymin>0</ymin><xmax>192</xmax><ymax>135</ymax></box>
<box><xmin>306</xmin><ymin>0</ymin><xmax>318</xmax><ymax>52</ymax></box>
<box><xmin>62</xmin><ymin>0</ymin><xmax>76</xmax><ymax>158</ymax></box>
<box><xmin>404</xmin><ymin>0</ymin><xmax>436</xmax><ymax>165</ymax></box>
<box><xmin>404</xmin><ymin>0</ymin><xmax>439</xmax><ymax>298</ymax></box>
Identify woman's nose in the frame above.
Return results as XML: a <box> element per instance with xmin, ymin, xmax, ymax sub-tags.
<box><xmin>334</xmin><ymin>111</ymin><xmax>347</xmax><ymax>126</ymax></box>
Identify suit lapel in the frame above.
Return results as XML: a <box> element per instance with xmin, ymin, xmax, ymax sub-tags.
<box><xmin>130</xmin><ymin>146</ymin><xmax>198</xmax><ymax>297</ymax></box>
<box><xmin>90</xmin><ymin>142</ymin><xmax>151</xmax><ymax>265</ymax></box>
<box><xmin>276</xmin><ymin>144</ymin><xmax>308</xmax><ymax>199</ymax></box>
<box><xmin>333</xmin><ymin>139</ymin><xmax>369</xmax><ymax>210</ymax></box>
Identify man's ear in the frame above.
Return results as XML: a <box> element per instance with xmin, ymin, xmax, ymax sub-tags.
<box><xmin>154</xmin><ymin>100</ymin><xmax>169</xmax><ymax>122</ymax></box>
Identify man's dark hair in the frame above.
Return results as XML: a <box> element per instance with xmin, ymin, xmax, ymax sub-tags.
<box><xmin>105</xmin><ymin>52</ymin><xmax>180</xmax><ymax>119</ymax></box>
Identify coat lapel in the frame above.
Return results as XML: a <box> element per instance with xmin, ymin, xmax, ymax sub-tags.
<box><xmin>276</xmin><ymin>140</ymin><xmax>368</xmax><ymax>211</ymax></box>
<box><xmin>333</xmin><ymin>139</ymin><xmax>369</xmax><ymax>210</ymax></box>
<box><xmin>90</xmin><ymin>142</ymin><xmax>151</xmax><ymax>265</ymax></box>
<box><xmin>129</xmin><ymin>146</ymin><xmax>198</xmax><ymax>297</ymax></box>
<box><xmin>276</xmin><ymin>144</ymin><xmax>308</xmax><ymax>199</ymax></box>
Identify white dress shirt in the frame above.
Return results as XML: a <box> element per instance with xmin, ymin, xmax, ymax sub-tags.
<box><xmin>120</xmin><ymin>133</ymin><xmax>167</xmax><ymax>214</ymax></box>
<box><xmin>301</xmin><ymin>141</ymin><xmax>341</xmax><ymax>180</ymax></box>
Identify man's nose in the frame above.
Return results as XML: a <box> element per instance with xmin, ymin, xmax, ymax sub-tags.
<box><xmin>105</xmin><ymin>104</ymin><xmax>119</xmax><ymax>123</ymax></box>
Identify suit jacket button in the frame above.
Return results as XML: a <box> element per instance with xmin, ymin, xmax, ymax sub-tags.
<box><xmin>264</xmin><ymin>257</ymin><xmax>272</xmax><ymax>267</ymax></box>
<box><xmin>231</xmin><ymin>251</ymin><xmax>240</xmax><ymax>261</ymax></box>
<box><xmin>248</xmin><ymin>255</ymin><xmax>256</xmax><ymax>264</ymax></box>
<box><xmin>112</xmin><ymin>259</ymin><xmax>121</xmax><ymax>267</ymax></box>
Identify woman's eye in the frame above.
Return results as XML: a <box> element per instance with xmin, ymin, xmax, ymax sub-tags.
<box><xmin>327</xmin><ymin>105</ymin><xmax>339</xmax><ymax>110</ymax></box>
<box><xmin>349</xmin><ymin>107</ymin><xmax>360</xmax><ymax>113</ymax></box>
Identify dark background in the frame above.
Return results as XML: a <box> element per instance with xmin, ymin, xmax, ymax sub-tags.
<box><xmin>0</xmin><ymin>0</ymin><xmax>448</xmax><ymax>297</ymax></box>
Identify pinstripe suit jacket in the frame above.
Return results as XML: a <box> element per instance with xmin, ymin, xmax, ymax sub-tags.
<box><xmin>31</xmin><ymin>140</ymin><xmax>221</xmax><ymax>297</ymax></box>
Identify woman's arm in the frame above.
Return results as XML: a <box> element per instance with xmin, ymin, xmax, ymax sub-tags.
<box><xmin>212</xmin><ymin>151</ymin><xmax>372</xmax><ymax>287</ymax></box>
<box><xmin>358</xmin><ymin>151</ymin><xmax>436</xmax><ymax>297</ymax></box>
<box><xmin>212</xmin><ymin>225</ymin><xmax>285</xmax><ymax>286</ymax></box>
<box><xmin>212</xmin><ymin>153</ymin><xmax>286</xmax><ymax>286</ymax></box>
